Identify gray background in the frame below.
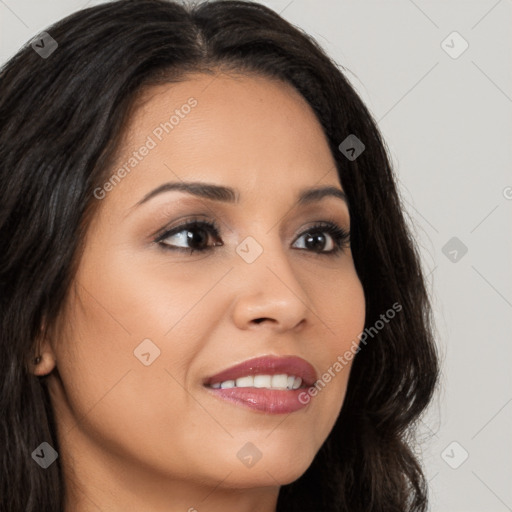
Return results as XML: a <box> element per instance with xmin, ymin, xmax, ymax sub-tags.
<box><xmin>1</xmin><ymin>0</ymin><xmax>511</xmax><ymax>510</ymax></box>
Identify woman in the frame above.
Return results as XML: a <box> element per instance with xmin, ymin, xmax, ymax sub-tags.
<box><xmin>0</xmin><ymin>0</ymin><xmax>439</xmax><ymax>510</ymax></box>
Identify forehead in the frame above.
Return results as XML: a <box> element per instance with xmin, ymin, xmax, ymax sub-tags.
<box><xmin>105</xmin><ymin>72</ymin><xmax>342</xmax><ymax>210</ymax></box>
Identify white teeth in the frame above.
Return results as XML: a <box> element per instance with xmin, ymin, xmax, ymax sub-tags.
<box><xmin>210</xmin><ymin>374</ymin><xmax>303</xmax><ymax>390</ymax></box>
<box><xmin>271</xmin><ymin>374</ymin><xmax>288</xmax><ymax>389</ymax></box>
<box><xmin>235</xmin><ymin>376</ymin><xmax>253</xmax><ymax>387</ymax></box>
<box><xmin>253</xmin><ymin>375</ymin><xmax>271</xmax><ymax>388</ymax></box>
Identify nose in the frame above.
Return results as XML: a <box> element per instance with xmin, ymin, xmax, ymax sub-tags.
<box><xmin>229</xmin><ymin>236</ymin><xmax>311</xmax><ymax>333</ymax></box>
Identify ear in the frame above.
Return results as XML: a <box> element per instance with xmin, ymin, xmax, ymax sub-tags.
<box><xmin>30</xmin><ymin>320</ymin><xmax>57</xmax><ymax>377</ymax></box>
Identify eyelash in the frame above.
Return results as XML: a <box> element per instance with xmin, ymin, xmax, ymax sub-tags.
<box><xmin>154</xmin><ymin>216</ymin><xmax>350</xmax><ymax>257</ymax></box>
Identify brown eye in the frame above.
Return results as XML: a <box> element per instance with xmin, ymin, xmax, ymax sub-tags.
<box><xmin>292</xmin><ymin>222</ymin><xmax>350</xmax><ymax>255</ymax></box>
<box><xmin>156</xmin><ymin>220</ymin><xmax>222</xmax><ymax>253</ymax></box>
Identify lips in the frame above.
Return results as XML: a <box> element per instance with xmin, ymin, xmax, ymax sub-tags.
<box><xmin>203</xmin><ymin>355</ymin><xmax>318</xmax><ymax>388</ymax></box>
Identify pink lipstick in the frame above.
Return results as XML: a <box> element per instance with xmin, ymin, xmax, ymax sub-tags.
<box><xmin>203</xmin><ymin>355</ymin><xmax>317</xmax><ymax>414</ymax></box>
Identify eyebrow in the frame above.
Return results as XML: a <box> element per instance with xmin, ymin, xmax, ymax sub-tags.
<box><xmin>133</xmin><ymin>181</ymin><xmax>348</xmax><ymax>209</ymax></box>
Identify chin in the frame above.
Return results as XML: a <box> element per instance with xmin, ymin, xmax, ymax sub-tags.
<box><xmin>217</xmin><ymin>464</ymin><xmax>311</xmax><ymax>490</ymax></box>
<box><xmin>215</xmin><ymin>445</ymin><xmax>316</xmax><ymax>489</ymax></box>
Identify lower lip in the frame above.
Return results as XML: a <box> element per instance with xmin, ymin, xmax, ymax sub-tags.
<box><xmin>204</xmin><ymin>386</ymin><xmax>311</xmax><ymax>414</ymax></box>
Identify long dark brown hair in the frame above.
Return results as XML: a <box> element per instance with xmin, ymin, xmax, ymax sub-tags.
<box><xmin>0</xmin><ymin>1</ymin><xmax>439</xmax><ymax>510</ymax></box>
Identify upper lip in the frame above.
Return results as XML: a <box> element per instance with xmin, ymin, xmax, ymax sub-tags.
<box><xmin>203</xmin><ymin>355</ymin><xmax>318</xmax><ymax>387</ymax></box>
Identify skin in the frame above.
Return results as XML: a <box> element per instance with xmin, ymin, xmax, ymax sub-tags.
<box><xmin>33</xmin><ymin>71</ymin><xmax>366</xmax><ymax>512</ymax></box>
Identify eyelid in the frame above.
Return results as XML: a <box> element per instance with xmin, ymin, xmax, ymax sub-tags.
<box><xmin>152</xmin><ymin>210</ymin><xmax>349</xmax><ymax>237</ymax></box>
<box><xmin>151</xmin><ymin>214</ymin><xmax>219</xmax><ymax>240</ymax></box>
<box><xmin>153</xmin><ymin>213</ymin><xmax>350</xmax><ymax>256</ymax></box>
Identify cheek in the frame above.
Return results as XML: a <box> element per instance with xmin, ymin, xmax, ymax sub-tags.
<box><xmin>71</xmin><ymin>234</ymin><xmax>218</xmax><ymax>351</ymax></box>
<box><xmin>328</xmin><ymin>267</ymin><xmax>366</xmax><ymax>375</ymax></box>
<box><xmin>304</xmin><ymin>263</ymin><xmax>365</xmax><ymax>437</ymax></box>
<box><xmin>50</xmin><ymin>265</ymin><xmax>178</xmax><ymax>415</ymax></box>
<box><xmin>51</xmin><ymin>286</ymin><xmax>217</xmax><ymax>475</ymax></box>
<box><xmin>314</xmin><ymin>258</ymin><xmax>366</xmax><ymax>354</ymax></box>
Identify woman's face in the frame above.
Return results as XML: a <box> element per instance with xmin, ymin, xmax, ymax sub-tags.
<box><xmin>42</xmin><ymin>72</ymin><xmax>365</xmax><ymax>502</ymax></box>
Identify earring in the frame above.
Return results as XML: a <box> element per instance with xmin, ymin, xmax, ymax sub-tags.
<box><xmin>33</xmin><ymin>355</ymin><xmax>42</xmax><ymax>365</ymax></box>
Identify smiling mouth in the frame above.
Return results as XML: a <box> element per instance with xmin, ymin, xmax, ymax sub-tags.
<box><xmin>203</xmin><ymin>354</ymin><xmax>317</xmax><ymax>388</ymax></box>
<box><xmin>206</xmin><ymin>373</ymin><xmax>305</xmax><ymax>390</ymax></box>
<box><xmin>202</xmin><ymin>355</ymin><xmax>316</xmax><ymax>414</ymax></box>
<box><xmin>203</xmin><ymin>383</ymin><xmax>312</xmax><ymax>414</ymax></box>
